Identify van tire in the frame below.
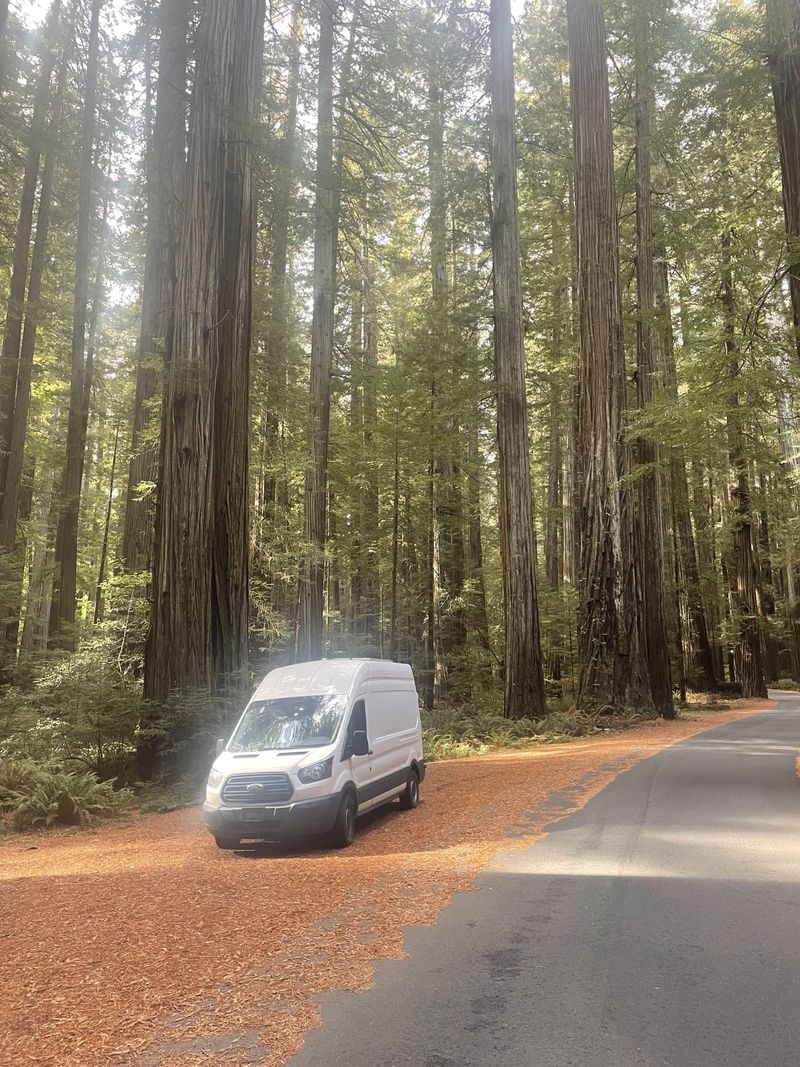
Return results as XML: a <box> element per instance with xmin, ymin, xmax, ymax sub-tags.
<box><xmin>330</xmin><ymin>791</ymin><xmax>357</xmax><ymax>848</ymax></box>
<box><xmin>214</xmin><ymin>835</ymin><xmax>241</xmax><ymax>850</ymax></box>
<box><xmin>398</xmin><ymin>769</ymin><xmax>420</xmax><ymax>810</ymax></box>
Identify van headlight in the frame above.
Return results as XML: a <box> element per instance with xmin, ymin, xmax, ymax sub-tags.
<box><xmin>207</xmin><ymin>768</ymin><xmax>224</xmax><ymax>790</ymax></box>
<box><xmin>297</xmin><ymin>757</ymin><xmax>334</xmax><ymax>784</ymax></box>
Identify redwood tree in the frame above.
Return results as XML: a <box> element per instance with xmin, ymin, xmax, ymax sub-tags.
<box><xmin>144</xmin><ymin>0</ymin><xmax>265</xmax><ymax>727</ymax></box>
<box><xmin>567</xmin><ymin>0</ymin><xmax>654</xmax><ymax>715</ymax></box>
<box><xmin>298</xmin><ymin>0</ymin><xmax>338</xmax><ymax>661</ymax></box>
<box><xmin>49</xmin><ymin>0</ymin><xmax>102</xmax><ymax>647</ymax></box>
<box><xmin>633</xmin><ymin>12</ymin><xmax>673</xmax><ymax>716</ymax></box>
<box><xmin>490</xmin><ymin>0</ymin><xmax>547</xmax><ymax>719</ymax></box>
<box><xmin>121</xmin><ymin>0</ymin><xmax>189</xmax><ymax>575</ymax></box>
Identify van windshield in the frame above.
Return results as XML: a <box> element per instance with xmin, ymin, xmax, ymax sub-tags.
<box><xmin>228</xmin><ymin>695</ymin><xmax>345</xmax><ymax>752</ymax></box>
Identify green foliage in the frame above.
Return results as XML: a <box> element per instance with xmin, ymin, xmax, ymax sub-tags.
<box><xmin>773</xmin><ymin>678</ymin><xmax>799</xmax><ymax>691</ymax></box>
<box><xmin>422</xmin><ymin>701</ymin><xmax>605</xmax><ymax>762</ymax></box>
<box><xmin>0</xmin><ymin>759</ymin><xmax>132</xmax><ymax>831</ymax></box>
<box><xmin>0</xmin><ymin>653</ymin><xmax>146</xmax><ymax>780</ymax></box>
<box><xmin>4</xmin><ymin>0</ymin><xmax>800</xmax><ymax>782</ymax></box>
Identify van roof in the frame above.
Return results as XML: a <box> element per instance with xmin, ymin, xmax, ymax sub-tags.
<box><xmin>250</xmin><ymin>659</ymin><xmax>414</xmax><ymax>702</ymax></box>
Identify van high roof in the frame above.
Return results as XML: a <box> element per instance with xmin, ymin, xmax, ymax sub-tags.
<box><xmin>250</xmin><ymin>658</ymin><xmax>414</xmax><ymax>703</ymax></box>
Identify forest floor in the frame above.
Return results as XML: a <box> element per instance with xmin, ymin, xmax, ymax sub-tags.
<box><xmin>0</xmin><ymin>697</ymin><xmax>775</xmax><ymax>1067</ymax></box>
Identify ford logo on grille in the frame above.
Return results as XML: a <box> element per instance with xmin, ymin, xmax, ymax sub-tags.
<box><xmin>246</xmin><ymin>783</ymin><xmax>264</xmax><ymax>793</ymax></box>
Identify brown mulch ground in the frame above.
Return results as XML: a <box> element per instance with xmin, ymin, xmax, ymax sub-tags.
<box><xmin>0</xmin><ymin>698</ymin><xmax>775</xmax><ymax>1067</ymax></box>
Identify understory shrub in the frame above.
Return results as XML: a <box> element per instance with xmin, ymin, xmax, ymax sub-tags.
<box><xmin>773</xmin><ymin>678</ymin><xmax>799</xmax><ymax>691</ymax></box>
<box><xmin>0</xmin><ymin>759</ymin><xmax>132</xmax><ymax>830</ymax></box>
<box><xmin>422</xmin><ymin>702</ymin><xmax>604</xmax><ymax>761</ymax></box>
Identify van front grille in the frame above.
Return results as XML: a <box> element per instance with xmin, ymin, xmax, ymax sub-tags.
<box><xmin>221</xmin><ymin>772</ymin><xmax>293</xmax><ymax>804</ymax></box>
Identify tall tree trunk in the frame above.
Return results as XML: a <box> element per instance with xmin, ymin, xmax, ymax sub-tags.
<box><xmin>49</xmin><ymin>0</ymin><xmax>102</xmax><ymax>647</ymax></box>
<box><xmin>767</xmin><ymin>0</ymin><xmax>800</xmax><ymax>359</ymax></box>
<box><xmin>692</xmin><ymin>465</ymin><xmax>726</xmax><ymax>680</ymax></box>
<box><xmin>0</xmin><ymin>33</ymin><xmax>67</xmax><ymax>668</ymax></box>
<box><xmin>122</xmin><ymin>0</ymin><xmax>189</xmax><ymax>574</ymax></box>
<box><xmin>262</xmin><ymin>0</ymin><xmax>301</xmax><ymax>567</ymax></box>
<box><xmin>567</xmin><ymin>0</ymin><xmax>653</xmax><ymax>715</ymax></box>
<box><xmin>777</xmin><ymin>402</ymin><xmax>800</xmax><ymax>680</ymax></box>
<box><xmin>721</xmin><ymin>228</ymin><xmax>768</xmax><ymax>698</ymax></box>
<box><xmin>545</xmin><ymin>374</ymin><xmax>563</xmax><ymax>593</ymax></box>
<box><xmin>18</xmin><ymin>463</ymin><xmax>56</xmax><ymax>673</ymax></box>
<box><xmin>79</xmin><ymin>153</ymin><xmax>113</xmax><ymax>511</ymax></box>
<box><xmin>94</xmin><ymin>422</ymin><xmax>119</xmax><ymax>624</ymax></box>
<box><xmin>490</xmin><ymin>0</ymin><xmax>547</xmax><ymax>719</ymax></box>
<box><xmin>298</xmin><ymin>0</ymin><xmax>338</xmax><ymax>662</ymax></box>
<box><xmin>389</xmin><ymin>419</ymin><xmax>400</xmax><ymax>661</ymax></box>
<box><xmin>655</xmin><ymin>259</ymin><xmax>717</xmax><ymax>691</ymax></box>
<box><xmin>633</xmin><ymin>17</ymin><xmax>673</xmax><ymax>716</ymax></box>
<box><xmin>785</xmin><ymin>538</ymin><xmax>800</xmax><ymax>682</ymax></box>
<box><xmin>360</xmin><ymin>233</ymin><xmax>380</xmax><ymax>650</ymax></box>
<box><xmin>466</xmin><ymin>411</ymin><xmax>492</xmax><ymax>681</ymax></box>
<box><xmin>0</xmin><ymin>0</ymin><xmax>62</xmax><ymax>496</ymax></box>
<box><xmin>545</xmin><ymin>372</ymin><xmax>564</xmax><ymax>694</ymax></box>
<box><xmin>143</xmin><ymin>0</ymin><xmax>265</xmax><ymax>739</ymax></box>
<box><xmin>296</xmin><ymin>0</ymin><xmax>362</xmax><ymax>660</ymax></box>
<box><xmin>428</xmin><ymin>46</ymin><xmax>466</xmax><ymax>695</ymax></box>
<box><xmin>757</xmin><ymin>476</ymin><xmax>782</xmax><ymax>682</ymax></box>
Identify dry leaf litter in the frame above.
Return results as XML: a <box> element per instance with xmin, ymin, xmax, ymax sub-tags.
<box><xmin>0</xmin><ymin>698</ymin><xmax>773</xmax><ymax>1067</ymax></box>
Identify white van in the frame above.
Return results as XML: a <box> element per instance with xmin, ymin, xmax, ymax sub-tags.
<box><xmin>202</xmin><ymin>658</ymin><xmax>425</xmax><ymax>849</ymax></box>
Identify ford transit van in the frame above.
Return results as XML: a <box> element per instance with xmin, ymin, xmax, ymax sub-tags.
<box><xmin>202</xmin><ymin>658</ymin><xmax>425</xmax><ymax>849</ymax></box>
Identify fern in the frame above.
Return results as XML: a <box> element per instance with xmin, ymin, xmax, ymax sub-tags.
<box><xmin>1</xmin><ymin>759</ymin><xmax>131</xmax><ymax>830</ymax></box>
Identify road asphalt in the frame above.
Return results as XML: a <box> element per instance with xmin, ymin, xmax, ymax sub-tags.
<box><xmin>290</xmin><ymin>692</ymin><xmax>800</xmax><ymax>1066</ymax></box>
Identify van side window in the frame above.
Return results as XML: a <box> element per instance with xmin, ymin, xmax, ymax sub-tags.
<box><xmin>344</xmin><ymin>700</ymin><xmax>367</xmax><ymax>756</ymax></box>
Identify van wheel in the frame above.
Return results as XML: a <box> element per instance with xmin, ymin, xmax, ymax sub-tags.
<box><xmin>399</xmin><ymin>769</ymin><xmax>420</xmax><ymax>810</ymax></box>
<box><xmin>330</xmin><ymin>791</ymin><xmax>357</xmax><ymax>848</ymax></box>
<box><xmin>214</xmin><ymin>835</ymin><xmax>241</xmax><ymax>850</ymax></box>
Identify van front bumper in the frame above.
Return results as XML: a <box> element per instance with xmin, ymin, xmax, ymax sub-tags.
<box><xmin>202</xmin><ymin>792</ymin><xmax>342</xmax><ymax>840</ymax></box>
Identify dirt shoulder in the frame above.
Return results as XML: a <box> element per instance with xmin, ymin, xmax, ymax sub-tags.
<box><xmin>0</xmin><ymin>699</ymin><xmax>776</xmax><ymax>1067</ymax></box>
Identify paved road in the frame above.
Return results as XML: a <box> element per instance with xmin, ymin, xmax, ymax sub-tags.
<box><xmin>291</xmin><ymin>694</ymin><xmax>800</xmax><ymax>1066</ymax></box>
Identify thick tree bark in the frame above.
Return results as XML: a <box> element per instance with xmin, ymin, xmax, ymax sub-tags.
<box><xmin>49</xmin><ymin>0</ymin><xmax>102</xmax><ymax>647</ymax></box>
<box><xmin>144</xmin><ymin>0</ymin><xmax>264</xmax><ymax>722</ymax></box>
<box><xmin>767</xmin><ymin>0</ymin><xmax>800</xmax><ymax>358</ymax></box>
<box><xmin>490</xmin><ymin>0</ymin><xmax>547</xmax><ymax>719</ymax></box>
<box><xmin>567</xmin><ymin>0</ymin><xmax>653</xmax><ymax>715</ymax></box>
<box><xmin>298</xmin><ymin>0</ymin><xmax>338</xmax><ymax>662</ymax></box>
<box><xmin>0</xmin><ymin>0</ymin><xmax>61</xmax><ymax>497</ymax></box>
<box><xmin>633</xmin><ymin>19</ymin><xmax>673</xmax><ymax>716</ymax></box>
<box><xmin>122</xmin><ymin>0</ymin><xmax>188</xmax><ymax>574</ymax></box>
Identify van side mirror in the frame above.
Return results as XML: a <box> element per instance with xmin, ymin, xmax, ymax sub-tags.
<box><xmin>351</xmin><ymin>730</ymin><xmax>370</xmax><ymax>757</ymax></box>
<box><xmin>215</xmin><ymin>738</ymin><xmax>225</xmax><ymax>758</ymax></box>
